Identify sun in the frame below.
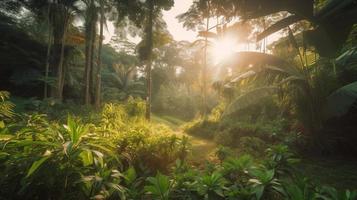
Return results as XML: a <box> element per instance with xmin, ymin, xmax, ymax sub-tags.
<box><xmin>211</xmin><ymin>37</ymin><xmax>237</xmax><ymax>64</ymax></box>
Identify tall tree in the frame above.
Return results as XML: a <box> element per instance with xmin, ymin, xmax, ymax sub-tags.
<box><xmin>83</xmin><ymin>0</ymin><xmax>98</xmax><ymax>105</ymax></box>
<box><xmin>50</xmin><ymin>0</ymin><xmax>78</xmax><ymax>101</ymax></box>
<box><xmin>94</xmin><ymin>0</ymin><xmax>105</xmax><ymax>108</ymax></box>
<box><xmin>44</xmin><ymin>3</ymin><xmax>52</xmax><ymax>99</ymax></box>
<box><xmin>137</xmin><ymin>0</ymin><xmax>174</xmax><ymax>121</ymax></box>
<box><xmin>20</xmin><ymin>0</ymin><xmax>80</xmax><ymax>100</ymax></box>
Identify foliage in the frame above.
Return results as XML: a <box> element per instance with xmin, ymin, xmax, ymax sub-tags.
<box><xmin>153</xmin><ymin>83</ymin><xmax>201</xmax><ymax>120</ymax></box>
<box><xmin>144</xmin><ymin>172</ymin><xmax>172</xmax><ymax>200</ymax></box>
<box><xmin>326</xmin><ymin>81</ymin><xmax>357</xmax><ymax>118</ymax></box>
<box><xmin>0</xmin><ymin>96</ymin><xmax>189</xmax><ymax>199</ymax></box>
<box><xmin>0</xmin><ymin>95</ymin><xmax>356</xmax><ymax>199</ymax></box>
<box><xmin>0</xmin><ymin>91</ymin><xmax>15</xmax><ymax>119</ymax></box>
<box><xmin>184</xmin><ymin>114</ymin><xmax>290</xmax><ymax>150</ymax></box>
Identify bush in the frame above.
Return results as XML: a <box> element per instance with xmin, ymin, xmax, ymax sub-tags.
<box><xmin>183</xmin><ymin>118</ymin><xmax>219</xmax><ymax>139</ymax></box>
<box><xmin>187</xmin><ymin>115</ymin><xmax>292</xmax><ymax>148</ymax></box>
<box><xmin>0</xmin><ymin>96</ymin><xmax>189</xmax><ymax>199</ymax></box>
<box><xmin>239</xmin><ymin>136</ymin><xmax>267</xmax><ymax>156</ymax></box>
<box><xmin>98</xmin><ymin>100</ymin><xmax>189</xmax><ymax>172</ymax></box>
<box><xmin>1</xmin><ymin>93</ymin><xmax>355</xmax><ymax>200</ymax></box>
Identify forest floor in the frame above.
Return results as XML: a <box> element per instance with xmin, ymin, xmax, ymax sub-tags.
<box><xmin>152</xmin><ymin>114</ymin><xmax>218</xmax><ymax>165</ymax></box>
<box><xmin>152</xmin><ymin>114</ymin><xmax>357</xmax><ymax>189</ymax></box>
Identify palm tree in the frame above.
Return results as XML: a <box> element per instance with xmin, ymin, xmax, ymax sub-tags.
<box><xmin>136</xmin><ymin>0</ymin><xmax>174</xmax><ymax>121</ymax></box>
<box><xmin>94</xmin><ymin>0</ymin><xmax>105</xmax><ymax>109</ymax></box>
<box><xmin>82</xmin><ymin>0</ymin><xmax>98</xmax><ymax>105</ymax></box>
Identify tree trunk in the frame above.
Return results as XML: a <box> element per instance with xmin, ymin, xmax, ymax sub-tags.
<box><xmin>49</xmin><ymin>3</ymin><xmax>67</xmax><ymax>100</ymax></box>
<box><xmin>56</xmin><ymin>24</ymin><xmax>67</xmax><ymax>101</ymax></box>
<box><xmin>83</xmin><ymin>1</ymin><xmax>97</xmax><ymax>105</ymax></box>
<box><xmin>202</xmin><ymin>4</ymin><xmax>210</xmax><ymax>117</ymax></box>
<box><xmin>89</xmin><ymin>21</ymin><xmax>96</xmax><ymax>103</ymax></box>
<box><xmin>44</xmin><ymin>6</ymin><xmax>52</xmax><ymax>99</ymax></box>
<box><xmin>145</xmin><ymin>0</ymin><xmax>154</xmax><ymax>121</ymax></box>
<box><xmin>83</xmin><ymin>12</ymin><xmax>93</xmax><ymax>105</ymax></box>
<box><xmin>84</xmin><ymin>33</ymin><xmax>92</xmax><ymax>105</ymax></box>
<box><xmin>95</xmin><ymin>0</ymin><xmax>104</xmax><ymax>109</ymax></box>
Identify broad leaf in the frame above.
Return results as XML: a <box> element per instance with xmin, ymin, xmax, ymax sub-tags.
<box><xmin>257</xmin><ymin>15</ymin><xmax>303</xmax><ymax>41</ymax></box>
<box><xmin>26</xmin><ymin>156</ymin><xmax>51</xmax><ymax>178</ymax></box>
<box><xmin>326</xmin><ymin>81</ymin><xmax>357</xmax><ymax>118</ymax></box>
<box><xmin>224</xmin><ymin>86</ymin><xmax>279</xmax><ymax>116</ymax></box>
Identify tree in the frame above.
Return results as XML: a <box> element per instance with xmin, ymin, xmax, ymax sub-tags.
<box><xmin>50</xmin><ymin>0</ymin><xmax>79</xmax><ymax>101</ymax></box>
<box><xmin>135</xmin><ymin>0</ymin><xmax>174</xmax><ymax>121</ymax></box>
<box><xmin>83</xmin><ymin>0</ymin><xmax>98</xmax><ymax>105</ymax></box>
<box><xmin>94</xmin><ymin>0</ymin><xmax>105</xmax><ymax>108</ymax></box>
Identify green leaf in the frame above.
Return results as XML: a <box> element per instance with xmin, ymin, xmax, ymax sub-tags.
<box><xmin>64</xmin><ymin>115</ymin><xmax>88</xmax><ymax>146</ymax></box>
<box><xmin>326</xmin><ymin>81</ymin><xmax>357</xmax><ymax>118</ymax></box>
<box><xmin>124</xmin><ymin>167</ymin><xmax>137</xmax><ymax>185</ymax></box>
<box><xmin>26</xmin><ymin>156</ymin><xmax>50</xmax><ymax>178</ymax></box>
<box><xmin>79</xmin><ymin>150</ymin><xmax>93</xmax><ymax>166</ymax></box>
<box><xmin>254</xmin><ymin>185</ymin><xmax>265</xmax><ymax>200</ymax></box>
<box><xmin>145</xmin><ymin>172</ymin><xmax>171</xmax><ymax>200</ymax></box>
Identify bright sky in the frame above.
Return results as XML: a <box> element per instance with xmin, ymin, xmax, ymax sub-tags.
<box><xmin>104</xmin><ymin>0</ymin><xmax>196</xmax><ymax>44</ymax></box>
<box><xmin>162</xmin><ymin>0</ymin><xmax>196</xmax><ymax>42</ymax></box>
<box><xmin>103</xmin><ymin>0</ymin><xmax>281</xmax><ymax>50</ymax></box>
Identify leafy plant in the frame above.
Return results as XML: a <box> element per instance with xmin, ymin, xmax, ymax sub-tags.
<box><xmin>145</xmin><ymin>172</ymin><xmax>172</xmax><ymax>200</ymax></box>
<box><xmin>196</xmin><ymin>171</ymin><xmax>227</xmax><ymax>199</ymax></box>
<box><xmin>0</xmin><ymin>91</ymin><xmax>15</xmax><ymax>119</ymax></box>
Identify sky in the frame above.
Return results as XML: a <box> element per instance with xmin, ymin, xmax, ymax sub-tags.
<box><xmin>162</xmin><ymin>0</ymin><xmax>196</xmax><ymax>42</ymax></box>
<box><xmin>103</xmin><ymin>0</ymin><xmax>281</xmax><ymax>49</ymax></box>
<box><xmin>104</xmin><ymin>0</ymin><xmax>196</xmax><ymax>44</ymax></box>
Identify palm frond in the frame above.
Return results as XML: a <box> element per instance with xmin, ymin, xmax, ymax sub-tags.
<box><xmin>223</xmin><ymin>87</ymin><xmax>279</xmax><ymax>116</ymax></box>
<box><xmin>257</xmin><ymin>15</ymin><xmax>302</xmax><ymax>41</ymax></box>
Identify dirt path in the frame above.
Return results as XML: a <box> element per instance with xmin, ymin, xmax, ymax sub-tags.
<box><xmin>174</xmin><ymin>130</ymin><xmax>218</xmax><ymax>165</ymax></box>
<box><xmin>152</xmin><ymin>115</ymin><xmax>218</xmax><ymax>164</ymax></box>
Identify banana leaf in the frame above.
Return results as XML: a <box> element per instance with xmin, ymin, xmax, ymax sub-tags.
<box><xmin>224</xmin><ymin>52</ymin><xmax>289</xmax><ymax>70</ymax></box>
<box><xmin>257</xmin><ymin>15</ymin><xmax>303</xmax><ymax>41</ymax></box>
<box><xmin>326</xmin><ymin>81</ymin><xmax>357</xmax><ymax>118</ymax></box>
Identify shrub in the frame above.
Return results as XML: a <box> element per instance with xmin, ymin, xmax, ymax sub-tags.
<box><xmin>239</xmin><ymin>136</ymin><xmax>267</xmax><ymax>156</ymax></box>
<box><xmin>98</xmin><ymin>101</ymin><xmax>190</xmax><ymax>172</ymax></box>
<box><xmin>183</xmin><ymin>118</ymin><xmax>219</xmax><ymax>139</ymax></box>
<box><xmin>214</xmin><ymin>129</ymin><xmax>235</xmax><ymax>146</ymax></box>
<box><xmin>0</xmin><ymin>115</ymin><xmax>122</xmax><ymax>199</ymax></box>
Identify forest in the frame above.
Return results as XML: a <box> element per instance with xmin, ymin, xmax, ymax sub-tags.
<box><xmin>0</xmin><ymin>0</ymin><xmax>357</xmax><ymax>199</ymax></box>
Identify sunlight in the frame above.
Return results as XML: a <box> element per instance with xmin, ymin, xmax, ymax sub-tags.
<box><xmin>211</xmin><ymin>37</ymin><xmax>237</xmax><ymax>64</ymax></box>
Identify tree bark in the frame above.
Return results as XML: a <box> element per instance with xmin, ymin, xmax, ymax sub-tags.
<box><xmin>202</xmin><ymin>2</ymin><xmax>210</xmax><ymax>117</ymax></box>
<box><xmin>95</xmin><ymin>0</ymin><xmax>104</xmax><ymax>109</ymax></box>
<box><xmin>83</xmin><ymin>1</ymin><xmax>98</xmax><ymax>105</ymax></box>
<box><xmin>84</xmin><ymin>4</ymin><xmax>94</xmax><ymax>105</ymax></box>
<box><xmin>44</xmin><ymin>4</ymin><xmax>52</xmax><ymax>99</ymax></box>
<box><xmin>145</xmin><ymin>0</ymin><xmax>154</xmax><ymax>121</ymax></box>
<box><xmin>89</xmin><ymin>21</ymin><xmax>96</xmax><ymax>103</ymax></box>
<box><xmin>50</xmin><ymin>3</ymin><xmax>68</xmax><ymax>101</ymax></box>
<box><xmin>56</xmin><ymin>21</ymin><xmax>68</xmax><ymax>101</ymax></box>
<box><xmin>84</xmin><ymin>31</ymin><xmax>92</xmax><ymax>105</ymax></box>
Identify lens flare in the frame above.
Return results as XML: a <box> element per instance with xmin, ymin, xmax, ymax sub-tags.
<box><xmin>211</xmin><ymin>37</ymin><xmax>236</xmax><ymax>64</ymax></box>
